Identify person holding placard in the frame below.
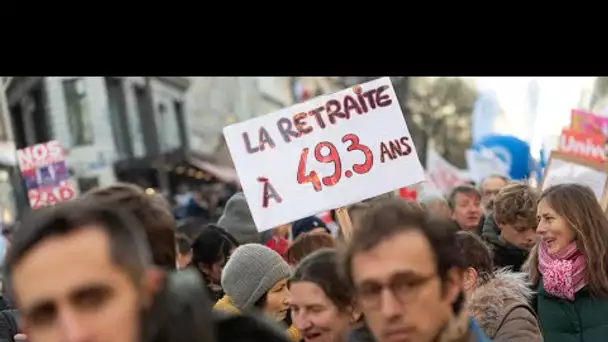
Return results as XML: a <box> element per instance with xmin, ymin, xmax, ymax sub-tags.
<box><xmin>525</xmin><ymin>184</ymin><xmax>608</xmax><ymax>342</ymax></box>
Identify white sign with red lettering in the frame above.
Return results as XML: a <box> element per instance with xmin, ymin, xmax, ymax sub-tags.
<box><xmin>426</xmin><ymin>149</ymin><xmax>468</xmax><ymax>193</ymax></box>
<box><xmin>223</xmin><ymin>77</ymin><xmax>425</xmax><ymax>231</ymax></box>
<box><xmin>17</xmin><ymin>140</ymin><xmax>64</xmax><ymax>171</ymax></box>
<box><xmin>28</xmin><ymin>180</ymin><xmax>77</xmax><ymax>210</ymax></box>
<box><xmin>17</xmin><ymin>140</ymin><xmax>76</xmax><ymax>210</ymax></box>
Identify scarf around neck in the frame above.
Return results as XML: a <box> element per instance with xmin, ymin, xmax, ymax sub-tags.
<box><xmin>538</xmin><ymin>241</ymin><xmax>587</xmax><ymax>300</ymax></box>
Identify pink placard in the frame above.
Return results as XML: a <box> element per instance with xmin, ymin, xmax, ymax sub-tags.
<box><xmin>571</xmin><ymin>109</ymin><xmax>608</xmax><ymax>137</ymax></box>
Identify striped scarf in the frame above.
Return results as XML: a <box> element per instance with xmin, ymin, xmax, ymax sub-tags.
<box><xmin>538</xmin><ymin>241</ymin><xmax>587</xmax><ymax>300</ymax></box>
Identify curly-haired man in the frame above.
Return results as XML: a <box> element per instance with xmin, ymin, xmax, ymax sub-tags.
<box><xmin>481</xmin><ymin>182</ymin><xmax>539</xmax><ymax>272</ymax></box>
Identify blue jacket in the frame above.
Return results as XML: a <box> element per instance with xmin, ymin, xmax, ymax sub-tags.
<box><xmin>470</xmin><ymin>318</ymin><xmax>493</xmax><ymax>341</ymax></box>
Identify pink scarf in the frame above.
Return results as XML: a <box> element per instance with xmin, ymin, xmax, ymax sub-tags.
<box><xmin>538</xmin><ymin>241</ymin><xmax>587</xmax><ymax>300</ymax></box>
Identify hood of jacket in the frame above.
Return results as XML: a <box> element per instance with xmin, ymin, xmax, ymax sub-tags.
<box><xmin>481</xmin><ymin>215</ymin><xmax>502</xmax><ymax>245</ymax></box>
<box><xmin>481</xmin><ymin>215</ymin><xmax>521</xmax><ymax>251</ymax></box>
<box><xmin>468</xmin><ymin>269</ymin><xmax>534</xmax><ymax>338</ymax></box>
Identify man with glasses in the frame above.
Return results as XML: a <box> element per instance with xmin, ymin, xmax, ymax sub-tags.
<box><xmin>342</xmin><ymin>198</ymin><xmax>492</xmax><ymax>342</ymax></box>
<box><xmin>479</xmin><ymin>175</ymin><xmax>509</xmax><ymax>215</ymax></box>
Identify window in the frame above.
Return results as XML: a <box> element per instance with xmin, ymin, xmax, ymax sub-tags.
<box><xmin>174</xmin><ymin>100</ymin><xmax>188</xmax><ymax>149</ymax></box>
<box><xmin>134</xmin><ymin>85</ymin><xmax>154</xmax><ymax>155</ymax></box>
<box><xmin>157</xmin><ymin>101</ymin><xmax>180</xmax><ymax>150</ymax></box>
<box><xmin>104</xmin><ymin>77</ymin><xmax>132</xmax><ymax>158</ymax></box>
<box><xmin>0</xmin><ymin>95</ymin><xmax>9</xmax><ymax>141</ymax></box>
<box><xmin>63</xmin><ymin>79</ymin><xmax>94</xmax><ymax>146</ymax></box>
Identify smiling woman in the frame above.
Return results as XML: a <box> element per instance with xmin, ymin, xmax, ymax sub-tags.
<box><xmin>214</xmin><ymin>243</ymin><xmax>301</xmax><ymax>341</ymax></box>
<box><xmin>289</xmin><ymin>248</ymin><xmax>361</xmax><ymax>342</ymax></box>
<box><xmin>525</xmin><ymin>183</ymin><xmax>608</xmax><ymax>342</ymax></box>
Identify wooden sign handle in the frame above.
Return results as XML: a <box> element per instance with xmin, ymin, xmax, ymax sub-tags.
<box><xmin>335</xmin><ymin>207</ymin><xmax>354</xmax><ymax>242</ymax></box>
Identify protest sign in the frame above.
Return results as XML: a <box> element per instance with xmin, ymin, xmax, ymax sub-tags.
<box><xmin>17</xmin><ymin>140</ymin><xmax>75</xmax><ymax>209</ymax></box>
<box><xmin>223</xmin><ymin>77</ymin><xmax>425</xmax><ymax>231</ymax></box>
<box><xmin>558</xmin><ymin>128</ymin><xmax>606</xmax><ymax>163</ymax></box>
<box><xmin>398</xmin><ymin>187</ymin><xmax>418</xmax><ymax>200</ymax></box>
<box><xmin>571</xmin><ymin>109</ymin><xmax>608</xmax><ymax>137</ymax></box>
<box><xmin>541</xmin><ymin>151</ymin><xmax>608</xmax><ymax>209</ymax></box>
<box><xmin>426</xmin><ymin>148</ymin><xmax>468</xmax><ymax>194</ymax></box>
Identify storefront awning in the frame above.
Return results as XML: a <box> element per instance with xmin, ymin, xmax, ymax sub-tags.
<box><xmin>186</xmin><ymin>155</ymin><xmax>239</xmax><ymax>185</ymax></box>
<box><xmin>114</xmin><ymin>149</ymin><xmax>239</xmax><ymax>185</ymax></box>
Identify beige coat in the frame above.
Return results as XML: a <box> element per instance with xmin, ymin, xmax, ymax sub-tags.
<box><xmin>468</xmin><ymin>269</ymin><xmax>543</xmax><ymax>341</ymax></box>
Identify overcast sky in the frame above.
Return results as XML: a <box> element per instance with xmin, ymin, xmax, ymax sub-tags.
<box><xmin>468</xmin><ymin>77</ymin><xmax>596</xmax><ymax>159</ymax></box>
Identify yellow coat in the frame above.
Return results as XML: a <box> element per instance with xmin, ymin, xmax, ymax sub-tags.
<box><xmin>214</xmin><ymin>295</ymin><xmax>301</xmax><ymax>342</ymax></box>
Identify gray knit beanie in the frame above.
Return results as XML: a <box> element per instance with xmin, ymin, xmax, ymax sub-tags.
<box><xmin>221</xmin><ymin>243</ymin><xmax>292</xmax><ymax>311</ymax></box>
<box><xmin>217</xmin><ymin>192</ymin><xmax>261</xmax><ymax>244</ymax></box>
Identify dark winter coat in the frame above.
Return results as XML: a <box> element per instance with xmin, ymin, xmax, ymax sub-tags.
<box><xmin>214</xmin><ymin>310</ymin><xmax>290</xmax><ymax>342</ymax></box>
<box><xmin>346</xmin><ymin>321</ymin><xmax>375</xmax><ymax>342</ymax></box>
<box><xmin>536</xmin><ymin>278</ymin><xmax>608</xmax><ymax>342</ymax></box>
<box><xmin>0</xmin><ymin>309</ymin><xmax>18</xmax><ymax>342</ymax></box>
<box><xmin>481</xmin><ymin>215</ymin><xmax>529</xmax><ymax>272</ymax></box>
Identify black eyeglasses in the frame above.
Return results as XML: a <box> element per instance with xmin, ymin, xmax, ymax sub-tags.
<box><xmin>355</xmin><ymin>272</ymin><xmax>437</xmax><ymax>310</ymax></box>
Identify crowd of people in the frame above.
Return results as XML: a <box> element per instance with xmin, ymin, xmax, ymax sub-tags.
<box><xmin>0</xmin><ymin>174</ymin><xmax>607</xmax><ymax>342</ymax></box>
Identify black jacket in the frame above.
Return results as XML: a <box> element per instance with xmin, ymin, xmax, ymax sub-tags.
<box><xmin>481</xmin><ymin>215</ymin><xmax>529</xmax><ymax>272</ymax></box>
<box><xmin>0</xmin><ymin>309</ymin><xmax>18</xmax><ymax>342</ymax></box>
<box><xmin>144</xmin><ymin>269</ymin><xmax>290</xmax><ymax>342</ymax></box>
<box><xmin>214</xmin><ymin>310</ymin><xmax>290</xmax><ymax>342</ymax></box>
<box><xmin>346</xmin><ymin>321</ymin><xmax>375</xmax><ymax>342</ymax></box>
<box><xmin>0</xmin><ymin>297</ymin><xmax>9</xmax><ymax>313</ymax></box>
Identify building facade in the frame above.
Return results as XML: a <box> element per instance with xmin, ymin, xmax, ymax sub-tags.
<box><xmin>4</xmin><ymin>77</ymin><xmax>191</xmax><ymax>214</ymax></box>
<box><xmin>0</xmin><ymin>79</ymin><xmax>17</xmax><ymax>223</ymax></box>
<box><xmin>184</xmin><ymin>76</ymin><xmax>340</xmax><ymax>167</ymax></box>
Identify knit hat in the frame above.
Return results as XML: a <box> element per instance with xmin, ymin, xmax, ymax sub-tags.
<box><xmin>291</xmin><ymin>216</ymin><xmax>330</xmax><ymax>239</ymax></box>
<box><xmin>217</xmin><ymin>192</ymin><xmax>261</xmax><ymax>244</ymax></box>
<box><xmin>221</xmin><ymin>243</ymin><xmax>292</xmax><ymax>310</ymax></box>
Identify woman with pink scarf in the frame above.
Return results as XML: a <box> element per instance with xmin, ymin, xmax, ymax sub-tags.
<box><xmin>525</xmin><ymin>183</ymin><xmax>608</xmax><ymax>342</ymax></box>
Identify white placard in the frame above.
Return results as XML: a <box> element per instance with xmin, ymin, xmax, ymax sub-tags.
<box><xmin>426</xmin><ymin>149</ymin><xmax>468</xmax><ymax>194</ymax></box>
<box><xmin>223</xmin><ymin>77</ymin><xmax>425</xmax><ymax>231</ymax></box>
<box><xmin>542</xmin><ymin>158</ymin><xmax>607</xmax><ymax>201</ymax></box>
